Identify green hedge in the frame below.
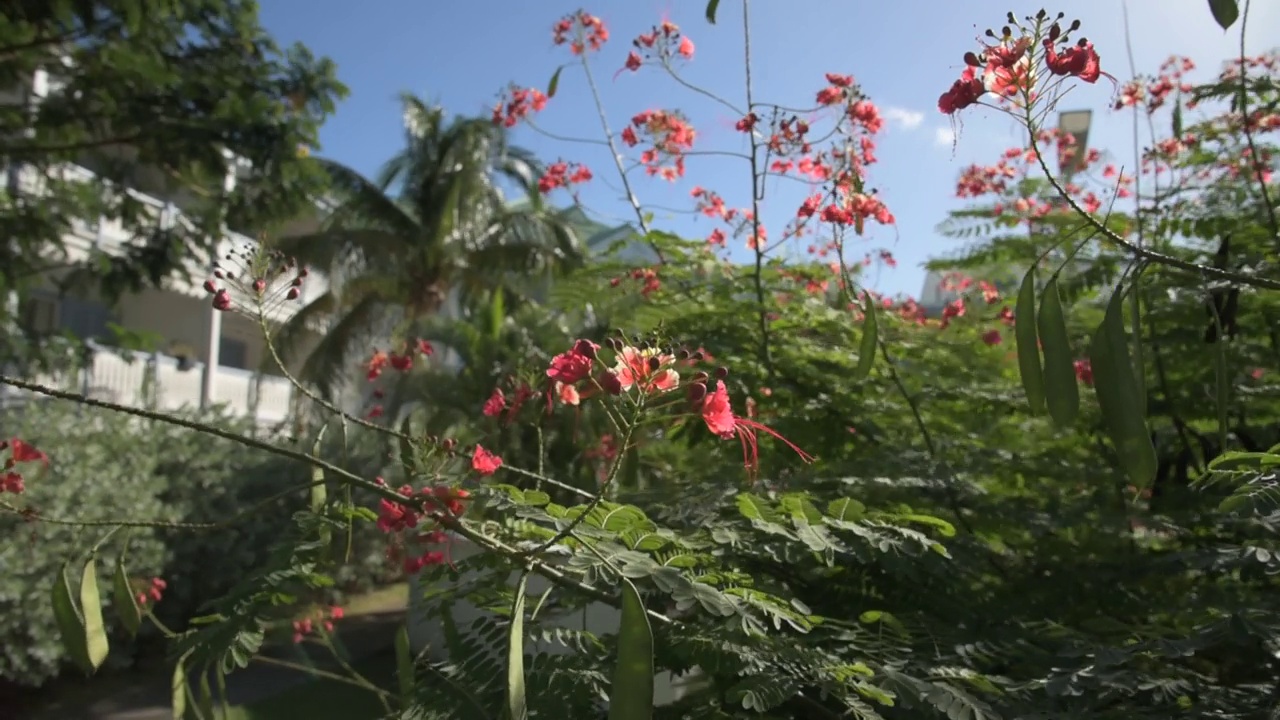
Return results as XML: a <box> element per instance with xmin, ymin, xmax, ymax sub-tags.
<box><xmin>0</xmin><ymin>400</ymin><xmax>393</xmax><ymax>687</ymax></box>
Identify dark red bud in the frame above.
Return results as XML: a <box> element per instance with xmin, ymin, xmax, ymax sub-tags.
<box><xmin>203</xmin><ymin>280</ymin><xmax>217</xmax><ymax>294</ymax></box>
<box><xmin>291</xmin><ymin>277</ymin><xmax>303</xmax><ymax>287</ymax></box>
<box><xmin>647</xmin><ymin>356</ymin><xmax>661</xmax><ymax>372</ymax></box>
<box><xmin>572</xmin><ymin>339</ymin><xmax>599</xmax><ymax>359</ymax></box>
<box><xmin>253</xmin><ymin>279</ymin><xmax>266</xmax><ymax>294</ymax></box>
<box><xmin>714</xmin><ymin>366</ymin><xmax>729</xmax><ymax>379</ymax></box>
<box><xmin>286</xmin><ymin>287</ymin><xmax>300</xmax><ymax>300</ymax></box>
<box><xmin>963</xmin><ymin>51</ymin><xmax>981</xmax><ymax>67</ymax></box>
<box><xmin>600</xmin><ymin>371</ymin><xmax>623</xmax><ymax>395</ymax></box>
<box><xmin>686</xmin><ymin>382</ymin><xmax>707</xmax><ymax>404</ymax></box>
<box><xmin>693</xmin><ymin>371</ymin><xmax>709</xmax><ymax>383</ymax></box>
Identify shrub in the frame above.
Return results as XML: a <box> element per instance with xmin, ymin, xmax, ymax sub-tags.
<box><xmin>0</xmin><ymin>401</ymin><xmax>395</xmax><ymax>687</ymax></box>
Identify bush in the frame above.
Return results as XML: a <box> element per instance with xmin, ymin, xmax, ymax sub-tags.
<box><xmin>0</xmin><ymin>401</ymin><xmax>396</xmax><ymax>687</ymax></box>
<box><xmin>0</xmin><ymin>403</ymin><xmax>171</xmax><ymax>686</ymax></box>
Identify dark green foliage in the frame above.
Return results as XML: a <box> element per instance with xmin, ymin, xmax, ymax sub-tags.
<box><xmin>0</xmin><ymin>402</ymin><xmax>390</xmax><ymax>686</ymax></box>
<box><xmin>0</xmin><ymin>0</ymin><xmax>345</xmax><ymax>366</ymax></box>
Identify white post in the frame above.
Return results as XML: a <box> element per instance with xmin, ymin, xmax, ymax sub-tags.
<box><xmin>200</xmin><ymin>154</ymin><xmax>238</xmax><ymax>409</ymax></box>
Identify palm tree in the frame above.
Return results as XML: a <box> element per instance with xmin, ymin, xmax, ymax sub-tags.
<box><xmin>270</xmin><ymin>93</ymin><xmax>583</xmax><ymax>400</ymax></box>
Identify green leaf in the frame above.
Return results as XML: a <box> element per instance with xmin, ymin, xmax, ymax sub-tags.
<box><xmin>310</xmin><ymin>426</ymin><xmax>328</xmax><ymax>514</ymax></box>
<box><xmin>489</xmin><ymin>289</ymin><xmax>507</xmax><ymax>340</ymax></box>
<box><xmin>705</xmin><ymin>0</ymin><xmax>721</xmax><ymax>24</ymax></box>
<box><xmin>1015</xmin><ymin>266</ymin><xmax>1046</xmax><ymax>414</ymax></box>
<box><xmin>826</xmin><ymin>497</ymin><xmax>865</xmax><ymax>522</ymax></box>
<box><xmin>394</xmin><ymin>624</ymin><xmax>414</xmax><ymax>707</ymax></box>
<box><xmin>79</xmin><ymin>557</ymin><xmax>109</xmax><ymax>672</ymax></box>
<box><xmin>1037</xmin><ymin>277</ymin><xmax>1079</xmax><ymax>428</ymax></box>
<box><xmin>197</xmin><ymin>671</ymin><xmax>215</xmax><ymax>719</ymax></box>
<box><xmin>171</xmin><ymin>656</ymin><xmax>189</xmax><ymax>720</ymax></box>
<box><xmin>854</xmin><ymin>292</ymin><xmax>877</xmax><ymax>380</ymax></box>
<box><xmin>547</xmin><ymin>66</ymin><xmax>564</xmax><ymax>98</ymax></box>
<box><xmin>311</xmin><ymin>427</ymin><xmax>329</xmax><ymax>548</ymax></box>
<box><xmin>507</xmin><ymin>573</ymin><xmax>529</xmax><ymax>720</ymax></box>
<box><xmin>1208</xmin><ymin>0</ymin><xmax>1239</xmax><ymax>29</ymax></box>
<box><xmin>52</xmin><ymin>562</ymin><xmax>91</xmax><ymax>674</ymax></box>
<box><xmin>608</xmin><ymin>579</ymin><xmax>654</xmax><ymax>720</ymax></box>
<box><xmin>111</xmin><ymin>554</ymin><xmax>141</xmax><ymax>637</ymax></box>
<box><xmin>1090</xmin><ymin>287</ymin><xmax>1157</xmax><ymax>489</ymax></box>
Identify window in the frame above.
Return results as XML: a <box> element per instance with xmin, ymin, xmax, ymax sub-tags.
<box><xmin>57</xmin><ymin>296</ymin><xmax>113</xmax><ymax>340</ymax></box>
<box><xmin>19</xmin><ymin>291</ymin><xmax>57</xmax><ymax>334</ymax></box>
<box><xmin>218</xmin><ymin>337</ymin><xmax>248</xmax><ymax>370</ymax></box>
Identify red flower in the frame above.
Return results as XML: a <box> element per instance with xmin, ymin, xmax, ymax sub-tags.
<box><xmin>677</xmin><ymin>36</ymin><xmax>694</xmax><ymax>58</ymax></box>
<box><xmin>472</xmin><ymin>445</ymin><xmax>503</xmax><ymax>476</ymax></box>
<box><xmin>1074</xmin><ymin>359</ymin><xmax>1094</xmax><ymax>387</ymax></box>
<box><xmin>547</xmin><ymin>346</ymin><xmax>594</xmax><ymax>384</ymax></box>
<box><xmin>482</xmin><ymin>387</ymin><xmax>506</xmax><ymax>418</ymax></box>
<box><xmin>1043</xmin><ymin>39</ymin><xmax>1104</xmax><ymax>83</ymax></box>
<box><xmin>982</xmin><ymin>329</ymin><xmax>1003</xmax><ymax>346</ymax></box>
<box><xmin>6</xmin><ymin>439</ymin><xmax>47</xmax><ymax>465</ymax></box>
<box><xmin>701</xmin><ymin>381</ymin><xmax>814</xmax><ymax>476</ymax></box>
<box><xmin>938</xmin><ymin>67</ymin><xmax>985</xmax><ymax>114</ymax></box>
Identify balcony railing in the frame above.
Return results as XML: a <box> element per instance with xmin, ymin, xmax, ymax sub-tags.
<box><xmin>4</xmin><ymin>341</ymin><xmax>295</xmax><ymax>426</ymax></box>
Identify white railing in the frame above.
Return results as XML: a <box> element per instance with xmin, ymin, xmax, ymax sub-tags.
<box><xmin>9</xmin><ymin>342</ymin><xmax>293</xmax><ymax>426</ymax></box>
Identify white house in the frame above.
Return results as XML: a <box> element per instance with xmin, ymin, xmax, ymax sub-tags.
<box><xmin>1</xmin><ymin>68</ymin><xmax>330</xmax><ymax>427</ymax></box>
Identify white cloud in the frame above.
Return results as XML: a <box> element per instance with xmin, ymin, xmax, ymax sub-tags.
<box><xmin>934</xmin><ymin>127</ymin><xmax>955</xmax><ymax>147</ymax></box>
<box><xmin>882</xmin><ymin>106</ymin><xmax>924</xmax><ymax>130</ymax></box>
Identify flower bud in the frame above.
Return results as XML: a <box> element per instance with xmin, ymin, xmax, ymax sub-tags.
<box><xmin>286</xmin><ymin>287</ymin><xmax>300</xmax><ymax>300</ymax></box>
<box><xmin>203</xmin><ymin>280</ymin><xmax>217</xmax><ymax>294</ymax></box>
<box><xmin>647</xmin><ymin>356</ymin><xmax>661</xmax><ymax>372</ymax></box>
<box><xmin>599</xmin><ymin>371</ymin><xmax>623</xmax><ymax>395</ymax></box>
<box><xmin>692</xmin><ymin>371</ymin><xmax>709</xmax><ymax>383</ymax></box>
<box><xmin>253</xmin><ymin>279</ymin><xmax>266</xmax><ymax>294</ymax></box>
<box><xmin>686</xmin><ymin>381</ymin><xmax>707</xmax><ymax>404</ymax></box>
<box><xmin>714</xmin><ymin>366</ymin><xmax>729</xmax><ymax>379</ymax></box>
<box><xmin>572</xmin><ymin>339</ymin><xmax>600</xmax><ymax>359</ymax></box>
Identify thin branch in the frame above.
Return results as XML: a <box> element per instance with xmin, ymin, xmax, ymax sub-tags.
<box><xmin>1026</xmin><ymin>135</ymin><xmax>1280</xmax><ymax>291</ymax></box>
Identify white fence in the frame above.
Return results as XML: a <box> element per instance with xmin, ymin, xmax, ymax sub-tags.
<box><xmin>6</xmin><ymin>342</ymin><xmax>294</xmax><ymax>425</ymax></box>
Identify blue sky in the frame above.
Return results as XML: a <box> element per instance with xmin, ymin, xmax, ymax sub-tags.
<box><xmin>258</xmin><ymin>0</ymin><xmax>1277</xmax><ymax>299</ymax></box>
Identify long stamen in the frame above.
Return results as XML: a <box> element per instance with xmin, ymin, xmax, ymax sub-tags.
<box><xmin>738</xmin><ymin>418</ymin><xmax>816</xmax><ymax>463</ymax></box>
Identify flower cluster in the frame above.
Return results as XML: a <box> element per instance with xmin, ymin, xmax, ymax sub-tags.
<box><xmin>481</xmin><ymin>380</ymin><xmax>539</xmax><ymax>425</ymax></box>
<box><xmin>537</xmin><ymin>336</ymin><xmax>812</xmax><ymax>479</ymax></box>
<box><xmin>204</xmin><ymin>244</ymin><xmax>308</xmax><ymax>314</ymax></box>
<box><xmin>135</xmin><ymin>577</ymin><xmax>167</xmax><ymax>607</ymax></box>
<box><xmin>2</xmin><ymin>438</ymin><xmax>47</xmax><ymax>495</ymax></box>
<box><xmin>938</xmin><ymin>11</ymin><xmax>1107</xmax><ymax>116</ymax></box>
<box><xmin>492</xmin><ymin>85</ymin><xmax>548</xmax><ymax>127</ymax></box>
<box><xmin>622</xmin><ymin>19</ymin><xmax>694</xmax><ymax>73</ymax></box>
<box><xmin>291</xmin><ymin>605</ymin><xmax>345</xmax><ymax>644</ymax></box>
<box><xmin>622</xmin><ymin>109</ymin><xmax>696</xmax><ymax>180</ymax></box>
<box><xmin>538</xmin><ymin>160</ymin><xmax>593</xmax><ymax>195</ymax></box>
<box><xmin>361</xmin><ymin>339</ymin><xmax>434</xmax><ymax>419</ymax></box>
<box><xmin>375</xmin><ymin>477</ymin><xmax>473</xmax><ymax>573</ymax></box>
<box><xmin>608</xmin><ymin>266</ymin><xmax>662</xmax><ymax>297</ymax></box>
<box><xmin>552</xmin><ymin>10</ymin><xmax>609</xmax><ymax>55</ymax></box>
<box><xmin>955</xmin><ymin>131</ymin><xmax>1130</xmax><ymax>219</ymax></box>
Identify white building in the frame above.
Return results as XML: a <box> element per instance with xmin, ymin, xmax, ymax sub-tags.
<box><xmin>1</xmin><ymin>68</ymin><xmax>329</xmax><ymax>427</ymax></box>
